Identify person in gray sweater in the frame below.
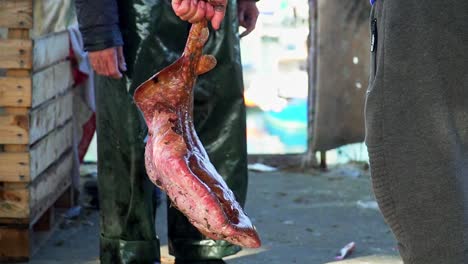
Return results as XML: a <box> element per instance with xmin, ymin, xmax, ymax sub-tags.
<box><xmin>366</xmin><ymin>0</ymin><xmax>468</xmax><ymax>263</ymax></box>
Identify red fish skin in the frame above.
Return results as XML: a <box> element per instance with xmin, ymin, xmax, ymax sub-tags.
<box><xmin>134</xmin><ymin>21</ymin><xmax>261</xmax><ymax>248</ymax></box>
<box><xmin>145</xmin><ymin>111</ymin><xmax>260</xmax><ymax>247</ymax></box>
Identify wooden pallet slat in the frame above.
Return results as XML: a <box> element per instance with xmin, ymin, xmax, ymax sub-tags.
<box><xmin>33</xmin><ymin>31</ymin><xmax>69</xmax><ymax>71</ymax></box>
<box><xmin>32</xmin><ymin>60</ymin><xmax>73</xmax><ymax>107</ymax></box>
<box><xmin>0</xmin><ymin>152</ymin><xmax>29</xmax><ymax>182</ymax></box>
<box><xmin>0</xmin><ymin>226</ymin><xmax>30</xmax><ymax>262</ymax></box>
<box><xmin>0</xmin><ymin>120</ymin><xmax>73</xmax><ymax>183</ymax></box>
<box><xmin>0</xmin><ymin>39</ymin><xmax>33</xmax><ymax>69</ymax></box>
<box><xmin>0</xmin><ymin>91</ymin><xmax>73</xmax><ymax>145</ymax></box>
<box><xmin>0</xmin><ymin>155</ymin><xmax>73</xmax><ymax>263</ymax></box>
<box><xmin>29</xmin><ymin>91</ymin><xmax>73</xmax><ymax>144</ymax></box>
<box><xmin>29</xmin><ymin>121</ymin><xmax>73</xmax><ymax>181</ymax></box>
<box><xmin>29</xmin><ymin>152</ymin><xmax>73</xmax><ymax>223</ymax></box>
<box><xmin>0</xmin><ymin>150</ymin><xmax>73</xmax><ymax>220</ymax></box>
<box><xmin>0</xmin><ymin>77</ymin><xmax>32</xmax><ymax>107</ymax></box>
<box><xmin>0</xmin><ymin>108</ymin><xmax>29</xmax><ymax>145</ymax></box>
<box><xmin>0</xmin><ymin>0</ymin><xmax>33</xmax><ymax>29</ymax></box>
<box><xmin>4</xmin><ymin>144</ymin><xmax>29</xmax><ymax>153</ymax></box>
<box><xmin>0</xmin><ymin>182</ymin><xmax>29</xmax><ymax>219</ymax></box>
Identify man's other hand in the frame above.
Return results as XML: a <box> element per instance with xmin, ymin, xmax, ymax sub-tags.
<box><xmin>238</xmin><ymin>0</ymin><xmax>259</xmax><ymax>38</ymax></box>
<box><xmin>172</xmin><ymin>0</ymin><xmax>227</xmax><ymax>30</ymax></box>
<box><xmin>88</xmin><ymin>46</ymin><xmax>127</xmax><ymax>79</ymax></box>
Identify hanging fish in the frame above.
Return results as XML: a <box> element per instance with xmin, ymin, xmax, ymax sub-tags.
<box><xmin>134</xmin><ymin>20</ymin><xmax>261</xmax><ymax>248</ymax></box>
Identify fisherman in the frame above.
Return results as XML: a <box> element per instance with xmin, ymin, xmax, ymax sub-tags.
<box><xmin>74</xmin><ymin>0</ymin><xmax>258</xmax><ymax>263</ymax></box>
<box><xmin>366</xmin><ymin>0</ymin><xmax>468</xmax><ymax>263</ymax></box>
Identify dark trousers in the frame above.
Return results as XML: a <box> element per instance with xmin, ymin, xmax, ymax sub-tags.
<box><xmin>366</xmin><ymin>1</ymin><xmax>468</xmax><ymax>263</ymax></box>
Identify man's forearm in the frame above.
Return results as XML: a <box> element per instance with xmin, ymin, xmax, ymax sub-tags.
<box><xmin>75</xmin><ymin>0</ymin><xmax>124</xmax><ymax>51</ymax></box>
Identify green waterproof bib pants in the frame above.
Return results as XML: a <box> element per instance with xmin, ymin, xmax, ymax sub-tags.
<box><xmin>94</xmin><ymin>0</ymin><xmax>248</xmax><ymax>263</ymax></box>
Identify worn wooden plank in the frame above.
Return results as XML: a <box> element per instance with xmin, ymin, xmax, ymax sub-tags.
<box><xmin>29</xmin><ymin>91</ymin><xmax>72</xmax><ymax>144</ymax></box>
<box><xmin>33</xmin><ymin>31</ymin><xmax>69</xmax><ymax>71</ymax></box>
<box><xmin>0</xmin><ymin>39</ymin><xmax>33</xmax><ymax>69</ymax></box>
<box><xmin>0</xmin><ymin>153</ymin><xmax>71</xmax><ymax>218</ymax></box>
<box><xmin>29</xmin><ymin>151</ymin><xmax>72</xmax><ymax>224</ymax></box>
<box><xmin>0</xmin><ymin>108</ymin><xmax>29</xmax><ymax>145</ymax></box>
<box><xmin>0</xmin><ymin>108</ymin><xmax>29</xmax><ymax>144</ymax></box>
<box><xmin>0</xmin><ymin>77</ymin><xmax>32</xmax><ymax>107</ymax></box>
<box><xmin>0</xmin><ymin>0</ymin><xmax>33</xmax><ymax>29</ymax></box>
<box><xmin>7</xmin><ymin>28</ymin><xmax>29</xmax><ymax>40</ymax></box>
<box><xmin>0</xmin><ymin>182</ymin><xmax>29</xmax><ymax>219</ymax></box>
<box><xmin>0</xmin><ymin>159</ymin><xmax>71</xmax><ymax>261</ymax></box>
<box><xmin>4</xmin><ymin>144</ymin><xmax>29</xmax><ymax>152</ymax></box>
<box><xmin>0</xmin><ymin>91</ymin><xmax>72</xmax><ymax>145</ymax></box>
<box><xmin>0</xmin><ymin>225</ymin><xmax>30</xmax><ymax>262</ymax></box>
<box><xmin>29</xmin><ymin>121</ymin><xmax>72</xmax><ymax>181</ymax></box>
<box><xmin>0</xmin><ymin>152</ymin><xmax>29</xmax><ymax>182</ymax></box>
<box><xmin>0</xmin><ymin>121</ymin><xmax>72</xmax><ymax>184</ymax></box>
<box><xmin>0</xmin><ymin>28</ymin><xmax>32</xmax><ymax>129</ymax></box>
<box><xmin>5</xmin><ymin>69</ymin><xmax>30</xmax><ymax>77</ymax></box>
<box><xmin>1</xmin><ymin>107</ymin><xmax>28</xmax><ymax>115</ymax></box>
<box><xmin>32</xmin><ymin>60</ymin><xmax>73</xmax><ymax>107</ymax></box>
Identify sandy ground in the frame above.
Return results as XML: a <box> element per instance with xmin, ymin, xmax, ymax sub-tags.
<box><xmin>26</xmin><ymin>164</ymin><xmax>402</xmax><ymax>264</ymax></box>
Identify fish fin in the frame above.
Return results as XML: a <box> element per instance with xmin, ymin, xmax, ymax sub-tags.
<box><xmin>196</xmin><ymin>55</ymin><xmax>217</xmax><ymax>75</ymax></box>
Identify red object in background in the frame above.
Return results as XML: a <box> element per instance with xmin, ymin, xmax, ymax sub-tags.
<box><xmin>69</xmin><ymin>39</ymin><xmax>96</xmax><ymax>163</ymax></box>
<box><xmin>78</xmin><ymin>113</ymin><xmax>96</xmax><ymax>162</ymax></box>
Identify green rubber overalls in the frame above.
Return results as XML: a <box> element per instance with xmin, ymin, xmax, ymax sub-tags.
<box><xmin>94</xmin><ymin>0</ymin><xmax>248</xmax><ymax>262</ymax></box>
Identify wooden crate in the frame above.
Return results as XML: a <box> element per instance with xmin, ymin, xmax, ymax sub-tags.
<box><xmin>0</xmin><ymin>0</ymin><xmax>74</xmax><ymax>261</ymax></box>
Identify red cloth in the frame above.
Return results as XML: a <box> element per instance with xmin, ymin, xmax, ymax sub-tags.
<box><xmin>70</xmin><ymin>45</ymin><xmax>89</xmax><ymax>88</ymax></box>
<box><xmin>70</xmin><ymin>42</ymin><xmax>96</xmax><ymax>163</ymax></box>
<box><xmin>78</xmin><ymin>113</ymin><xmax>96</xmax><ymax>161</ymax></box>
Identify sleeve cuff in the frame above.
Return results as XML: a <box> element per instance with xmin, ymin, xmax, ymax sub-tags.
<box><xmin>80</xmin><ymin>24</ymin><xmax>124</xmax><ymax>51</ymax></box>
